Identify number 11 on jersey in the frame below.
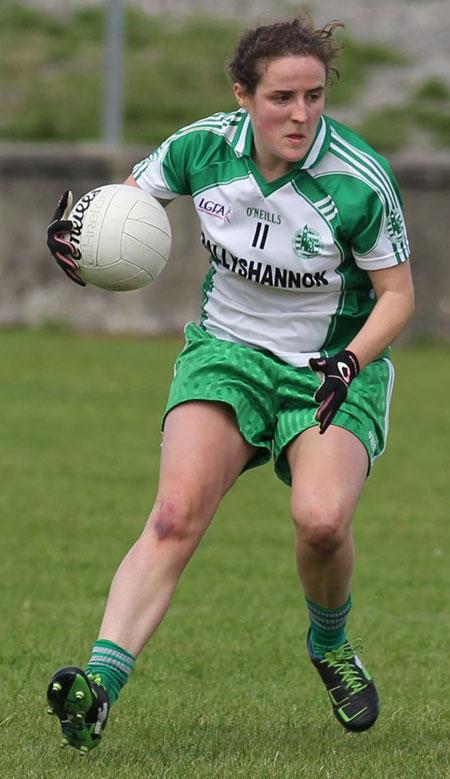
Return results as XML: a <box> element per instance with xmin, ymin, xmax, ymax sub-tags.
<box><xmin>252</xmin><ymin>222</ymin><xmax>269</xmax><ymax>250</ymax></box>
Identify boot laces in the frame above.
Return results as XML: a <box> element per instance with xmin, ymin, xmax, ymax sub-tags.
<box><xmin>321</xmin><ymin>640</ymin><xmax>367</xmax><ymax>695</ymax></box>
<box><xmin>87</xmin><ymin>672</ymin><xmax>103</xmax><ymax>687</ymax></box>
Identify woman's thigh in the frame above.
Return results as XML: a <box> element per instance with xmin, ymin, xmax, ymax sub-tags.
<box><xmin>287</xmin><ymin>425</ymin><xmax>369</xmax><ymax>527</ymax></box>
<box><xmin>157</xmin><ymin>399</ymin><xmax>257</xmax><ymax>517</ymax></box>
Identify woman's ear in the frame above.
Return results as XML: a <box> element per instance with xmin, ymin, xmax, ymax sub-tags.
<box><xmin>233</xmin><ymin>82</ymin><xmax>249</xmax><ymax>110</ymax></box>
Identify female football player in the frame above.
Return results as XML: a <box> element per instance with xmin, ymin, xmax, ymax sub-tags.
<box><xmin>46</xmin><ymin>13</ymin><xmax>414</xmax><ymax>754</ymax></box>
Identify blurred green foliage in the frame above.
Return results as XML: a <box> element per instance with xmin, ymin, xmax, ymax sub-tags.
<box><xmin>0</xmin><ymin>3</ymin><xmax>449</xmax><ymax>152</ymax></box>
<box><xmin>414</xmin><ymin>76</ymin><xmax>450</xmax><ymax>102</ymax></box>
<box><xmin>326</xmin><ymin>35</ymin><xmax>407</xmax><ymax>107</ymax></box>
<box><xmin>359</xmin><ymin>76</ymin><xmax>450</xmax><ymax>152</ymax></box>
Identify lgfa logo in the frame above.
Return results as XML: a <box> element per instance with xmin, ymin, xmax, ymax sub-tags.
<box><xmin>198</xmin><ymin>197</ymin><xmax>232</xmax><ymax>222</ymax></box>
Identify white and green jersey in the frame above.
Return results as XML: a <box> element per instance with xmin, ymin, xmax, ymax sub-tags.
<box><xmin>133</xmin><ymin>109</ymin><xmax>409</xmax><ymax>367</ymax></box>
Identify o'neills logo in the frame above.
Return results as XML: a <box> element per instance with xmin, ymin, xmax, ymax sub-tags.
<box><xmin>70</xmin><ymin>188</ymin><xmax>103</xmax><ymax>262</ymax></box>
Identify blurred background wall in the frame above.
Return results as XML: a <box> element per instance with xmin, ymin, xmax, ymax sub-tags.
<box><xmin>1</xmin><ymin>144</ymin><xmax>449</xmax><ymax>340</ymax></box>
<box><xmin>1</xmin><ymin>0</ymin><xmax>449</xmax><ymax>340</ymax></box>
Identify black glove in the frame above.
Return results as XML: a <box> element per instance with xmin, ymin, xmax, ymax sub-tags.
<box><xmin>309</xmin><ymin>350</ymin><xmax>359</xmax><ymax>434</ymax></box>
<box><xmin>47</xmin><ymin>190</ymin><xmax>86</xmax><ymax>287</ymax></box>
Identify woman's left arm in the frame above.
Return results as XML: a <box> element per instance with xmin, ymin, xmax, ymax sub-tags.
<box><xmin>347</xmin><ymin>260</ymin><xmax>415</xmax><ymax>370</ymax></box>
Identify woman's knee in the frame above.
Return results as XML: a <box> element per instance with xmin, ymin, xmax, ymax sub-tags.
<box><xmin>291</xmin><ymin>498</ymin><xmax>352</xmax><ymax>557</ymax></box>
<box><xmin>145</xmin><ymin>494</ymin><xmax>209</xmax><ymax>544</ymax></box>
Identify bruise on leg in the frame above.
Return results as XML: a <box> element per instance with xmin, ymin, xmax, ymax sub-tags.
<box><xmin>153</xmin><ymin>499</ymin><xmax>182</xmax><ymax>541</ymax></box>
<box><xmin>154</xmin><ymin>516</ymin><xmax>174</xmax><ymax>541</ymax></box>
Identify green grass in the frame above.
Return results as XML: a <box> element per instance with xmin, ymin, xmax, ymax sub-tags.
<box><xmin>0</xmin><ymin>330</ymin><xmax>449</xmax><ymax>778</ymax></box>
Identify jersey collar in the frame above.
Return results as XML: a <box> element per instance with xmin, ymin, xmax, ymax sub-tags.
<box><xmin>231</xmin><ymin>111</ymin><xmax>331</xmax><ymax>170</ymax></box>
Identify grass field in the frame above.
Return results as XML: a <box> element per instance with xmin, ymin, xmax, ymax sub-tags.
<box><xmin>0</xmin><ymin>330</ymin><xmax>449</xmax><ymax>778</ymax></box>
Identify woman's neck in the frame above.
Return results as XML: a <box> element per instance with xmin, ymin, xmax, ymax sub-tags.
<box><xmin>252</xmin><ymin>152</ymin><xmax>291</xmax><ymax>182</ymax></box>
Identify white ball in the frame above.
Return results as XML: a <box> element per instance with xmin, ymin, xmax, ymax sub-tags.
<box><xmin>67</xmin><ymin>184</ymin><xmax>172</xmax><ymax>291</ymax></box>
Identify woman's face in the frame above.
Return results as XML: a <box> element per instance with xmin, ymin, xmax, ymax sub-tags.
<box><xmin>234</xmin><ymin>55</ymin><xmax>326</xmax><ymax>176</ymax></box>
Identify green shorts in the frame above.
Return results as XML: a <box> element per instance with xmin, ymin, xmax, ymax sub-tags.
<box><xmin>164</xmin><ymin>322</ymin><xmax>395</xmax><ymax>486</ymax></box>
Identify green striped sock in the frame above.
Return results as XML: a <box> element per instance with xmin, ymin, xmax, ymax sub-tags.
<box><xmin>86</xmin><ymin>639</ymin><xmax>136</xmax><ymax>706</ymax></box>
<box><xmin>306</xmin><ymin>595</ymin><xmax>352</xmax><ymax>657</ymax></box>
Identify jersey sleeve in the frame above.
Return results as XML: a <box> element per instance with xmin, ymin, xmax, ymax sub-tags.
<box><xmin>351</xmin><ymin>164</ymin><xmax>410</xmax><ymax>270</ymax></box>
<box><xmin>131</xmin><ymin>130</ymin><xmax>193</xmax><ymax>200</ymax></box>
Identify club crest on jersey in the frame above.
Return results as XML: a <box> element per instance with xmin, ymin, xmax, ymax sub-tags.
<box><xmin>385</xmin><ymin>208</ymin><xmax>405</xmax><ymax>244</ymax></box>
<box><xmin>292</xmin><ymin>226</ymin><xmax>323</xmax><ymax>259</ymax></box>
<box><xmin>198</xmin><ymin>198</ymin><xmax>232</xmax><ymax>222</ymax></box>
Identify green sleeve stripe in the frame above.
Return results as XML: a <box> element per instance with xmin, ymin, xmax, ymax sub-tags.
<box><xmin>330</xmin><ymin>128</ymin><xmax>401</xmax><ymax>211</ymax></box>
<box><xmin>330</xmin><ymin>141</ymin><xmax>394</xmax><ymax>211</ymax></box>
<box><xmin>133</xmin><ymin>110</ymin><xmax>245</xmax><ymax>188</ymax></box>
<box><xmin>328</xmin><ymin>135</ymin><xmax>409</xmax><ymax>261</ymax></box>
<box><xmin>314</xmin><ymin>195</ymin><xmax>338</xmax><ymax>221</ymax></box>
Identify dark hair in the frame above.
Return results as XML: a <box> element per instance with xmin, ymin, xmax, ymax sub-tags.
<box><xmin>229</xmin><ymin>15</ymin><xmax>345</xmax><ymax>94</ymax></box>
